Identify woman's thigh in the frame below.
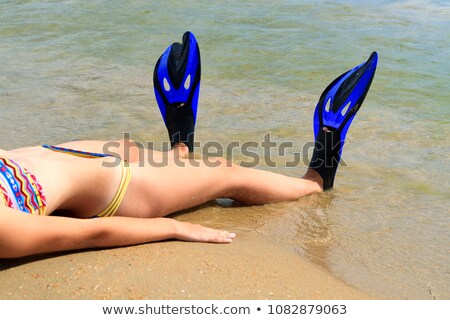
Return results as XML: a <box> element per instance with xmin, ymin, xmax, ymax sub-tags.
<box><xmin>116</xmin><ymin>157</ymin><xmax>236</xmax><ymax>218</ymax></box>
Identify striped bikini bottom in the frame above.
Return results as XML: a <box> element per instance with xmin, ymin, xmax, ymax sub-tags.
<box><xmin>0</xmin><ymin>157</ymin><xmax>47</xmax><ymax>215</ymax></box>
<box><xmin>0</xmin><ymin>145</ymin><xmax>131</xmax><ymax>217</ymax></box>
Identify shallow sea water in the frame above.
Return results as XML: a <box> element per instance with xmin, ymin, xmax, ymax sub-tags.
<box><xmin>0</xmin><ymin>0</ymin><xmax>449</xmax><ymax>299</ymax></box>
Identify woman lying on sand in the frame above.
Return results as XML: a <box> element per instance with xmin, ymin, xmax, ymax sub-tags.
<box><xmin>0</xmin><ymin>33</ymin><xmax>377</xmax><ymax>259</ymax></box>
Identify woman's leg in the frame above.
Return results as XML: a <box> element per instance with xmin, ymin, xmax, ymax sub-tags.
<box><xmin>117</xmin><ymin>157</ymin><xmax>322</xmax><ymax>218</ymax></box>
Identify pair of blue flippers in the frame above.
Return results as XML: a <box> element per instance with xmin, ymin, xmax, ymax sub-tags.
<box><xmin>153</xmin><ymin>32</ymin><xmax>378</xmax><ymax>189</ymax></box>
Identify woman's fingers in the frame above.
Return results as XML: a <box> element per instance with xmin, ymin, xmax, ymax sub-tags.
<box><xmin>176</xmin><ymin>222</ymin><xmax>236</xmax><ymax>244</ymax></box>
<box><xmin>214</xmin><ymin>230</ymin><xmax>236</xmax><ymax>243</ymax></box>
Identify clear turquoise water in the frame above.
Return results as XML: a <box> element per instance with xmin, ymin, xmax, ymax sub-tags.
<box><xmin>0</xmin><ymin>0</ymin><xmax>449</xmax><ymax>299</ymax></box>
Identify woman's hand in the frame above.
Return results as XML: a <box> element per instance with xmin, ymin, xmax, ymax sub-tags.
<box><xmin>174</xmin><ymin>221</ymin><xmax>236</xmax><ymax>244</ymax></box>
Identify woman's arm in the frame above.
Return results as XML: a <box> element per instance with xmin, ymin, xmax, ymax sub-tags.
<box><xmin>0</xmin><ymin>206</ymin><xmax>235</xmax><ymax>259</ymax></box>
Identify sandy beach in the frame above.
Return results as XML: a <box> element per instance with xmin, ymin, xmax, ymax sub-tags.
<box><xmin>0</xmin><ymin>230</ymin><xmax>371</xmax><ymax>300</ymax></box>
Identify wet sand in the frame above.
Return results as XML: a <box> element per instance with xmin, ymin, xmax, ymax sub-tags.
<box><xmin>0</xmin><ymin>232</ymin><xmax>372</xmax><ymax>300</ymax></box>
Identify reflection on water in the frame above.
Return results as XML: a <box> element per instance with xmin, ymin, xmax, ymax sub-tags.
<box><xmin>0</xmin><ymin>0</ymin><xmax>449</xmax><ymax>299</ymax></box>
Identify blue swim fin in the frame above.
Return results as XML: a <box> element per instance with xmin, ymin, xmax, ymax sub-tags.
<box><xmin>153</xmin><ymin>31</ymin><xmax>201</xmax><ymax>152</ymax></box>
<box><xmin>309</xmin><ymin>52</ymin><xmax>378</xmax><ymax>190</ymax></box>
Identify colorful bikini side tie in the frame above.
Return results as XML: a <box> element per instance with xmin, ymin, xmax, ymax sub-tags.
<box><xmin>42</xmin><ymin>144</ymin><xmax>131</xmax><ymax>217</ymax></box>
<box><xmin>96</xmin><ymin>161</ymin><xmax>132</xmax><ymax>217</ymax></box>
